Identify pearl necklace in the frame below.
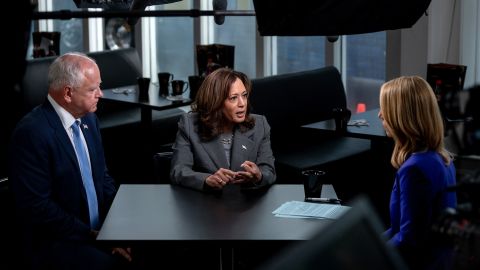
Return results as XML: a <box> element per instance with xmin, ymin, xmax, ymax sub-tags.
<box><xmin>220</xmin><ymin>134</ymin><xmax>234</xmax><ymax>145</ymax></box>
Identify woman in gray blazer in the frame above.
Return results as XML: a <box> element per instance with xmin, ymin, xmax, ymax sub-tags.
<box><xmin>171</xmin><ymin>68</ymin><xmax>276</xmax><ymax>191</ymax></box>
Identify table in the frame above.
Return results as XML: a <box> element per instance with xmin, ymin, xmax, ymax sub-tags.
<box><xmin>97</xmin><ymin>184</ymin><xmax>338</xmax><ymax>269</ymax></box>
<box><xmin>98</xmin><ymin>184</ymin><xmax>337</xmax><ymax>243</ymax></box>
<box><xmin>302</xmin><ymin>109</ymin><xmax>387</xmax><ymax>141</ymax></box>
<box><xmin>303</xmin><ymin>109</ymin><xmax>394</xmax><ymax>225</ymax></box>
<box><xmin>101</xmin><ymin>84</ymin><xmax>192</xmax><ymax>127</ymax></box>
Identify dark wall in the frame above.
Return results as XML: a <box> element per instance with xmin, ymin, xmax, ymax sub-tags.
<box><xmin>0</xmin><ymin>1</ymin><xmax>32</xmax><ymax>179</ymax></box>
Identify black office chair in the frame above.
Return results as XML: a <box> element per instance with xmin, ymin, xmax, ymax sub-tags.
<box><xmin>463</xmin><ymin>85</ymin><xmax>480</xmax><ymax>155</ymax></box>
<box><xmin>20</xmin><ymin>56</ymin><xmax>57</xmax><ymax>115</ymax></box>
<box><xmin>87</xmin><ymin>48</ymin><xmax>143</xmax><ymax>126</ymax></box>
<box><xmin>153</xmin><ymin>152</ymin><xmax>173</xmax><ymax>184</ymax></box>
<box><xmin>88</xmin><ymin>48</ymin><xmax>142</xmax><ymax>89</ymax></box>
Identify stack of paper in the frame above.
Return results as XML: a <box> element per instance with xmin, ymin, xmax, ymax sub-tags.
<box><xmin>273</xmin><ymin>201</ymin><xmax>351</xmax><ymax>219</ymax></box>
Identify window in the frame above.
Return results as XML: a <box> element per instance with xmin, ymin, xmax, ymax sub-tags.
<box><xmin>271</xmin><ymin>32</ymin><xmax>385</xmax><ymax>113</ymax></box>
<box><xmin>460</xmin><ymin>1</ymin><xmax>480</xmax><ymax>88</ymax></box>
<box><xmin>212</xmin><ymin>0</ymin><xmax>256</xmax><ymax>78</ymax></box>
<box><xmin>33</xmin><ymin>0</ymin><xmax>87</xmax><ymax>59</ymax></box>
<box><xmin>36</xmin><ymin>0</ymin><xmax>387</xmax><ymax>106</ymax></box>
<box><xmin>148</xmin><ymin>0</ymin><xmax>255</xmax><ymax>99</ymax></box>
<box><xmin>48</xmin><ymin>1</ymin><xmax>85</xmax><ymax>53</ymax></box>
<box><xmin>276</xmin><ymin>36</ymin><xmax>326</xmax><ymax>74</ymax></box>
<box><xmin>153</xmin><ymin>1</ymin><xmax>194</xmax><ymax>82</ymax></box>
<box><xmin>50</xmin><ymin>1</ymin><xmax>85</xmax><ymax>54</ymax></box>
<box><xmin>343</xmin><ymin>32</ymin><xmax>386</xmax><ymax>112</ymax></box>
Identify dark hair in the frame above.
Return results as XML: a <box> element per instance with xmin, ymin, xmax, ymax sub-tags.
<box><xmin>191</xmin><ymin>68</ymin><xmax>255</xmax><ymax>140</ymax></box>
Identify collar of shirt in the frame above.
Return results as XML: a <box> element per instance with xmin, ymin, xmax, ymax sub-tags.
<box><xmin>47</xmin><ymin>95</ymin><xmax>80</xmax><ymax>137</ymax></box>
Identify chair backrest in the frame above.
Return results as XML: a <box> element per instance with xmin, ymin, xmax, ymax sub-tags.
<box><xmin>463</xmin><ymin>85</ymin><xmax>480</xmax><ymax>154</ymax></box>
<box><xmin>88</xmin><ymin>48</ymin><xmax>143</xmax><ymax>118</ymax></box>
<box><xmin>20</xmin><ymin>55</ymin><xmax>57</xmax><ymax>114</ymax></box>
<box><xmin>250</xmin><ymin>66</ymin><xmax>346</xmax><ymax>132</ymax></box>
<box><xmin>19</xmin><ymin>49</ymin><xmax>143</xmax><ymax>119</ymax></box>
<box><xmin>153</xmin><ymin>152</ymin><xmax>173</xmax><ymax>184</ymax></box>
<box><xmin>87</xmin><ymin>48</ymin><xmax>142</xmax><ymax>89</ymax></box>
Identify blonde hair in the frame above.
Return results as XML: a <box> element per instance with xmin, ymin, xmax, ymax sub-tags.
<box><xmin>379</xmin><ymin>76</ymin><xmax>451</xmax><ymax>168</ymax></box>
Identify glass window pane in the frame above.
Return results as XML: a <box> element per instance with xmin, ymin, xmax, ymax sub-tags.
<box><xmin>276</xmin><ymin>37</ymin><xmax>326</xmax><ymax>74</ymax></box>
<box><xmin>213</xmin><ymin>0</ymin><xmax>256</xmax><ymax>78</ymax></box>
<box><xmin>345</xmin><ymin>32</ymin><xmax>386</xmax><ymax>112</ymax></box>
<box><xmin>26</xmin><ymin>21</ymin><xmax>35</xmax><ymax>60</ymax></box>
<box><xmin>51</xmin><ymin>1</ymin><xmax>84</xmax><ymax>54</ymax></box>
<box><xmin>155</xmin><ymin>1</ymin><xmax>194</xmax><ymax>82</ymax></box>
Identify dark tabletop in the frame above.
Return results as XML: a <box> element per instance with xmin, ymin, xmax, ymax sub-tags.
<box><xmin>97</xmin><ymin>184</ymin><xmax>338</xmax><ymax>244</ymax></box>
<box><xmin>302</xmin><ymin>109</ymin><xmax>387</xmax><ymax>140</ymax></box>
<box><xmin>102</xmin><ymin>84</ymin><xmax>192</xmax><ymax>110</ymax></box>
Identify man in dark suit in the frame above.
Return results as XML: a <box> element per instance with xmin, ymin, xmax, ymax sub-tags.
<box><xmin>9</xmin><ymin>52</ymin><xmax>131</xmax><ymax>269</ymax></box>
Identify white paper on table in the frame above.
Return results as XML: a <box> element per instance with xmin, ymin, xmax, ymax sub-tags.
<box><xmin>272</xmin><ymin>201</ymin><xmax>351</xmax><ymax>219</ymax></box>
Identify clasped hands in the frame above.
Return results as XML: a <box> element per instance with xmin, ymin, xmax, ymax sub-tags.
<box><xmin>206</xmin><ymin>161</ymin><xmax>262</xmax><ymax>189</ymax></box>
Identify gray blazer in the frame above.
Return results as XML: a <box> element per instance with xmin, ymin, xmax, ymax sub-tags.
<box><xmin>171</xmin><ymin>113</ymin><xmax>276</xmax><ymax>191</ymax></box>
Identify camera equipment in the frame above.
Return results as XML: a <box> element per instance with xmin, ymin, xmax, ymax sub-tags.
<box><xmin>432</xmin><ymin>164</ymin><xmax>480</xmax><ymax>270</ymax></box>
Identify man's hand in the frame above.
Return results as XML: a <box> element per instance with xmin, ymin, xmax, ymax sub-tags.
<box><xmin>92</xmin><ymin>230</ymin><xmax>132</xmax><ymax>262</ymax></box>
<box><xmin>112</xmin><ymin>247</ymin><xmax>132</xmax><ymax>262</ymax></box>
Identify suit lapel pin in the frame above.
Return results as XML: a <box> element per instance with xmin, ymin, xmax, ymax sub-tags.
<box><xmin>242</xmin><ymin>145</ymin><xmax>247</xmax><ymax>150</ymax></box>
<box><xmin>82</xmin><ymin>124</ymin><xmax>88</xmax><ymax>130</ymax></box>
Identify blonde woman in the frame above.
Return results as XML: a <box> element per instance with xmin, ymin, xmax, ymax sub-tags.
<box><xmin>379</xmin><ymin>76</ymin><xmax>457</xmax><ymax>270</ymax></box>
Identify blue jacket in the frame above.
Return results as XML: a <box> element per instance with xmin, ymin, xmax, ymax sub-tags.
<box><xmin>385</xmin><ymin>151</ymin><xmax>456</xmax><ymax>269</ymax></box>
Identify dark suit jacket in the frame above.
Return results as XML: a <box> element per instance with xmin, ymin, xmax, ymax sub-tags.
<box><xmin>9</xmin><ymin>100</ymin><xmax>116</xmax><ymax>262</ymax></box>
<box><xmin>171</xmin><ymin>113</ymin><xmax>276</xmax><ymax>190</ymax></box>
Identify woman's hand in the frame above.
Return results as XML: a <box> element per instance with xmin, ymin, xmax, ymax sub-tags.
<box><xmin>233</xmin><ymin>161</ymin><xmax>262</xmax><ymax>184</ymax></box>
<box><xmin>205</xmin><ymin>168</ymin><xmax>236</xmax><ymax>189</ymax></box>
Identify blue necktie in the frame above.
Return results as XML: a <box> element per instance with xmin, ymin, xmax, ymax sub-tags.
<box><xmin>71</xmin><ymin>120</ymin><xmax>99</xmax><ymax>230</ymax></box>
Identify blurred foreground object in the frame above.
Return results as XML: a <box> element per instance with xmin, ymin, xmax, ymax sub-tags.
<box><xmin>253</xmin><ymin>0</ymin><xmax>431</xmax><ymax>36</ymax></box>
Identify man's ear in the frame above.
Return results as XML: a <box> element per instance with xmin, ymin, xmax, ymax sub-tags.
<box><xmin>64</xmin><ymin>86</ymin><xmax>73</xmax><ymax>103</ymax></box>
